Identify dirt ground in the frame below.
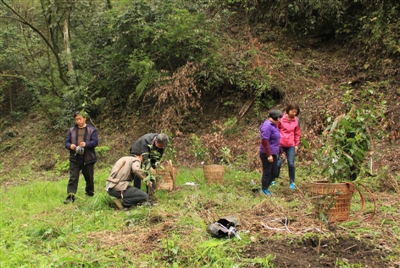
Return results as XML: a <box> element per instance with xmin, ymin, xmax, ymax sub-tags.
<box><xmin>245</xmin><ymin>236</ymin><xmax>388</xmax><ymax>267</ymax></box>
<box><xmin>86</xmin><ymin>186</ymin><xmax>399</xmax><ymax>267</ymax></box>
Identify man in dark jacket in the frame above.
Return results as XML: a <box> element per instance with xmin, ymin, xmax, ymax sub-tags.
<box><xmin>129</xmin><ymin>133</ymin><xmax>168</xmax><ymax>189</ymax></box>
<box><xmin>64</xmin><ymin>111</ymin><xmax>98</xmax><ymax>204</ymax></box>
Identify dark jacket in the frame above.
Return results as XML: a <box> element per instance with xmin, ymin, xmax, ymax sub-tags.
<box><xmin>129</xmin><ymin>133</ymin><xmax>164</xmax><ymax>169</ymax></box>
<box><xmin>65</xmin><ymin>124</ymin><xmax>98</xmax><ymax>165</ymax></box>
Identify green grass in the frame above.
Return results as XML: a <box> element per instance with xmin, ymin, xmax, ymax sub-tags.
<box><xmin>0</xmin><ymin>166</ymin><xmax>261</xmax><ymax>267</ymax></box>
<box><xmin>1</xmin><ymin>164</ymin><xmax>399</xmax><ymax>267</ymax></box>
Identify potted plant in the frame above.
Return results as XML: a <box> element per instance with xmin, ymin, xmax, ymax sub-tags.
<box><xmin>311</xmin><ymin>105</ymin><xmax>381</xmax><ymax>222</ymax></box>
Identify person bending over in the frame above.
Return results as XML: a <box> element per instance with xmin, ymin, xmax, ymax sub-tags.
<box><xmin>105</xmin><ymin>154</ymin><xmax>152</xmax><ymax>209</ymax></box>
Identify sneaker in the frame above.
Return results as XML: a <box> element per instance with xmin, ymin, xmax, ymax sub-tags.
<box><xmin>289</xmin><ymin>183</ymin><xmax>296</xmax><ymax>189</ymax></box>
<box><xmin>86</xmin><ymin>192</ymin><xmax>94</xmax><ymax>197</ymax></box>
<box><xmin>113</xmin><ymin>199</ymin><xmax>124</xmax><ymax>210</ymax></box>
<box><xmin>270</xmin><ymin>181</ymin><xmax>277</xmax><ymax>186</ymax></box>
<box><xmin>260</xmin><ymin>188</ymin><xmax>272</xmax><ymax>196</ymax></box>
<box><xmin>63</xmin><ymin>194</ymin><xmax>75</xmax><ymax>204</ymax></box>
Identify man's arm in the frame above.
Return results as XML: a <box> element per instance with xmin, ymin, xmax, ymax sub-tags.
<box><xmin>85</xmin><ymin>127</ymin><xmax>98</xmax><ymax>149</ymax></box>
<box><xmin>65</xmin><ymin>128</ymin><xmax>73</xmax><ymax>150</ymax></box>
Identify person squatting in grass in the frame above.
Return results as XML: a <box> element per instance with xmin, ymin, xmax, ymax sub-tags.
<box><xmin>105</xmin><ymin>154</ymin><xmax>152</xmax><ymax>209</ymax></box>
<box><xmin>129</xmin><ymin>133</ymin><xmax>169</xmax><ymax>191</ymax></box>
<box><xmin>277</xmin><ymin>103</ymin><xmax>301</xmax><ymax>189</ymax></box>
<box><xmin>64</xmin><ymin>111</ymin><xmax>98</xmax><ymax>204</ymax></box>
<box><xmin>259</xmin><ymin>109</ymin><xmax>285</xmax><ymax>196</ymax></box>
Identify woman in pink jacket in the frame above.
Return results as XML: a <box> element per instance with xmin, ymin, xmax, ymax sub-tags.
<box><xmin>278</xmin><ymin>103</ymin><xmax>301</xmax><ymax>189</ymax></box>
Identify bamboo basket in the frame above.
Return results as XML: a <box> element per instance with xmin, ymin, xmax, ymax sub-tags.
<box><xmin>156</xmin><ymin>161</ymin><xmax>177</xmax><ymax>191</ymax></box>
<box><xmin>311</xmin><ymin>180</ymin><xmax>355</xmax><ymax>222</ymax></box>
<box><xmin>203</xmin><ymin>165</ymin><xmax>225</xmax><ymax>185</ymax></box>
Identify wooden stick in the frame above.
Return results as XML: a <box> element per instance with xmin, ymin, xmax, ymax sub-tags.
<box><xmin>190</xmin><ymin>169</ymin><xmax>202</xmax><ymax>183</ymax></box>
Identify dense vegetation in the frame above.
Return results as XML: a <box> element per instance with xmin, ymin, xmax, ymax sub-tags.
<box><xmin>1</xmin><ymin>0</ymin><xmax>399</xmax><ymax>132</ymax></box>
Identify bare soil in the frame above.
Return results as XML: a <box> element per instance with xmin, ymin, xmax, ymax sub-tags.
<box><xmin>86</xmin><ymin>187</ymin><xmax>399</xmax><ymax>267</ymax></box>
<box><xmin>246</xmin><ymin>236</ymin><xmax>388</xmax><ymax>267</ymax></box>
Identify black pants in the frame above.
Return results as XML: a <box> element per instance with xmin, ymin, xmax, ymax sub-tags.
<box><xmin>133</xmin><ymin>174</ymin><xmax>142</xmax><ymax>189</ymax></box>
<box><xmin>68</xmin><ymin>160</ymin><xmax>95</xmax><ymax>195</ymax></box>
<box><xmin>133</xmin><ymin>175</ymin><xmax>156</xmax><ymax>193</ymax></box>
<box><xmin>108</xmin><ymin>186</ymin><xmax>148</xmax><ymax>207</ymax></box>
<box><xmin>260</xmin><ymin>152</ymin><xmax>278</xmax><ymax>190</ymax></box>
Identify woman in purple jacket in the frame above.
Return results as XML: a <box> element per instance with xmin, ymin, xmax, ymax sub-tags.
<box><xmin>259</xmin><ymin>110</ymin><xmax>283</xmax><ymax>196</ymax></box>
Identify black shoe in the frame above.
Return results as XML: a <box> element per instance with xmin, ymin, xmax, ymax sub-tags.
<box><xmin>63</xmin><ymin>194</ymin><xmax>75</xmax><ymax>204</ymax></box>
<box><xmin>85</xmin><ymin>192</ymin><xmax>94</xmax><ymax>197</ymax></box>
<box><xmin>143</xmin><ymin>201</ymin><xmax>153</xmax><ymax>207</ymax></box>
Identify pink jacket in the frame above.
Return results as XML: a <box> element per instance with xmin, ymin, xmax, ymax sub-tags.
<box><xmin>278</xmin><ymin>114</ymin><xmax>300</xmax><ymax>147</ymax></box>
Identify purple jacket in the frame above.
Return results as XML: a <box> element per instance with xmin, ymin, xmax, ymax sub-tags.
<box><xmin>259</xmin><ymin>119</ymin><xmax>281</xmax><ymax>155</ymax></box>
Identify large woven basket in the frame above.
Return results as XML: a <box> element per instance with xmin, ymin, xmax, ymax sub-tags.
<box><xmin>203</xmin><ymin>165</ymin><xmax>225</xmax><ymax>185</ymax></box>
<box><xmin>311</xmin><ymin>180</ymin><xmax>355</xmax><ymax>222</ymax></box>
<box><xmin>156</xmin><ymin>161</ymin><xmax>177</xmax><ymax>191</ymax></box>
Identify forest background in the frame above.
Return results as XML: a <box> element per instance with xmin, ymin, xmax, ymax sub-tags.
<box><xmin>0</xmin><ymin>0</ymin><xmax>399</xmax><ymax>267</ymax></box>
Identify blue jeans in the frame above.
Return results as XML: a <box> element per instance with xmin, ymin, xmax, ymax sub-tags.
<box><xmin>277</xmin><ymin>146</ymin><xmax>296</xmax><ymax>183</ymax></box>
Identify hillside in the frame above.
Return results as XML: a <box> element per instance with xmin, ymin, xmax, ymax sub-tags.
<box><xmin>1</xmin><ymin>27</ymin><xmax>399</xmax><ymax>181</ymax></box>
<box><xmin>1</xmin><ymin>2</ymin><xmax>400</xmax><ymax>267</ymax></box>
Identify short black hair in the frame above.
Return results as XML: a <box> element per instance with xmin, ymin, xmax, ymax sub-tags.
<box><xmin>74</xmin><ymin>110</ymin><xmax>87</xmax><ymax>118</ymax></box>
<box><xmin>269</xmin><ymin>109</ymin><xmax>283</xmax><ymax>121</ymax></box>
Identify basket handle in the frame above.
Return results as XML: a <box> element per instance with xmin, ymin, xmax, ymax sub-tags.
<box><xmin>345</xmin><ymin>182</ymin><xmax>365</xmax><ymax>222</ymax></box>
<box><xmin>168</xmin><ymin>160</ymin><xmax>176</xmax><ymax>183</ymax></box>
<box><xmin>353</xmin><ymin>182</ymin><xmax>377</xmax><ymax>221</ymax></box>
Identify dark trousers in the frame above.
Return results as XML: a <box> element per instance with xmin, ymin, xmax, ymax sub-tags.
<box><xmin>108</xmin><ymin>186</ymin><xmax>148</xmax><ymax>207</ymax></box>
<box><xmin>133</xmin><ymin>175</ymin><xmax>142</xmax><ymax>189</ymax></box>
<box><xmin>133</xmin><ymin>175</ymin><xmax>156</xmax><ymax>193</ymax></box>
<box><xmin>68</xmin><ymin>160</ymin><xmax>95</xmax><ymax>195</ymax></box>
<box><xmin>260</xmin><ymin>152</ymin><xmax>278</xmax><ymax>190</ymax></box>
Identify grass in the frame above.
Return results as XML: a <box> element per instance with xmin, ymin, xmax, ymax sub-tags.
<box><xmin>0</xmin><ymin>166</ymin><xmax>259</xmax><ymax>267</ymax></box>
<box><xmin>1</xmin><ymin>163</ymin><xmax>399</xmax><ymax>267</ymax></box>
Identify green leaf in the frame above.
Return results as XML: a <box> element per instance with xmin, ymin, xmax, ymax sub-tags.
<box><xmin>301</xmin><ymin>137</ymin><xmax>310</xmax><ymax>149</ymax></box>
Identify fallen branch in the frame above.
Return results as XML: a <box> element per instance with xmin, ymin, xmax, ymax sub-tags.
<box><xmin>190</xmin><ymin>169</ymin><xmax>202</xmax><ymax>183</ymax></box>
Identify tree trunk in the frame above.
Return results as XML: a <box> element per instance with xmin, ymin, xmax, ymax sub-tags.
<box><xmin>63</xmin><ymin>14</ymin><xmax>74</xmax><ymax>73</ymax></box>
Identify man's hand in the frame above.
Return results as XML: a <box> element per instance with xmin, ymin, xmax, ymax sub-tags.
<box><xmin>147</xmin><ymin>181</ymin><xmax>155</xmax><ymax>200</ymax></box>
<box><xmin>70</xmin><ymin>144</ymin><xmax>77</xmax><ymax>150</ymax></box>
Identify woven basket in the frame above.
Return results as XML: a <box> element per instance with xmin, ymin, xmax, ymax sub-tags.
<box><xmin>156</xmin><ymin>161</ymin><xmax>177</xmax><ymax>191</ymax></box>
<box><xmin>203</xmin><ymin>165</ymin><xmax>225</xmax><ymax>185</ymax></box>
<box><xmin>311</xmin><ymin>180</ymin><xmax>355</xmax><ymax>222</ymax></box>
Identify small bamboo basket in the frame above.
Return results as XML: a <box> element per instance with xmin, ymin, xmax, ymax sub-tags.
<box><xmin>311</xmin><ymin>180</ymin><xmax>355</xmax><ymax>222</ymax></box>
<box><xmin>203</xmin><ymin>165</ymin><xmax>225</xmax><ymax>185</ymax></box>
<box><xmin>156</xmin><ymin>160</ymin><xmax>177</xmax><ymax>191</ymax></box>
